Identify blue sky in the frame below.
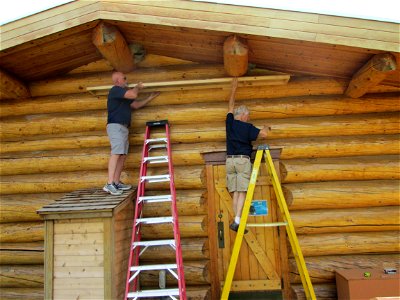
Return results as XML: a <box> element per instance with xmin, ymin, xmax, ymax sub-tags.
<box><xmin>0</xmin><ymin>0</ymin><xmax>399</xmax><ymax>26</ymax></box>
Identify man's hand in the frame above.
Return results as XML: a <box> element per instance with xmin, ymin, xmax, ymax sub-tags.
<box><xmin>258</xmin><ymin>125</ymin><xmax>272</xmax><ymax>139</ymax></box>
<box><xmin>135</xmin><ymin>82</ymin><xmax>144</xmax><ymax>90</ymax></box>
<box><xmin>131</xmin><ymin>91</ymin><xmax>161</xmax><ymax>109</ymax></box>
<box><xmin>146</xmin><ymin>92</ymin><xmax>160</xmax><ymax>102</ymax></box>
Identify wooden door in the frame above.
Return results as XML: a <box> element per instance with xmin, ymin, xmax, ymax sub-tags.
<box><xmin>210</xmin><ymin>160</ymin><xmax>284</xmax><ymax>294</ymax></box>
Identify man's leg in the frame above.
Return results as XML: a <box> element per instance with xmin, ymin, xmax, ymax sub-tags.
<box><xmin>232</xmin><ymin>191</ymin><xmax>238</xmax><ymax>217</ymax></box>
<box><xmin>108</xmin><ymin>154</ymin><xmax>121</xmax><ymax>184</ymax></box>
<box><xmin>113</xmin><ymin>154</ymin><xmax>127</xmax><ymax>183</ymax></box>
<box><xmin>235</xmin><ymin>191</ymin><xmax>246</xmax><ymax>223</ymax></box>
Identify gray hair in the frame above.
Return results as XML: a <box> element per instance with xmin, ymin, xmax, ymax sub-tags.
<box><xmin>234</xmin><ymin>105</ymin><xmax>249</xmax><ymax>117</ymax></box>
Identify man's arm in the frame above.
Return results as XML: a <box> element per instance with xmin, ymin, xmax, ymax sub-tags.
<box><xmin>124</xmin><ymin>82</ymin><xmax>144</xmax><ymax>99</ymax></box>
<box><xmin>130</xmin><ymin>92</ymin><xmax>160</xmax><ymax>109</ymax></box>
<box><xmin>228</xmin><ymin>78</ymin><xmax>238</xmax><ymax>113</ymax></box>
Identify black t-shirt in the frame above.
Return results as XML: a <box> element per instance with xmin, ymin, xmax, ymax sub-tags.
<box><xmin>107</xmin><ymin>86</ymin><xmax>134</xmax><ymax>126</ymax></box>
<box><xmin>226</xmin><ymin>113</ymin><xmax>260</xmax><ymax>157</ymax></box>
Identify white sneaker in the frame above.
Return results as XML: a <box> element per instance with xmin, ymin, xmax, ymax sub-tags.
<box><xmin>103</xmin><ymin>183</ymin><xmax>123</xmax><ymax>195</ymax></box>
<box><xmin>114</xmin><ymin>182</ymin><xmax>132</xmax><ymax>191</ymax></box>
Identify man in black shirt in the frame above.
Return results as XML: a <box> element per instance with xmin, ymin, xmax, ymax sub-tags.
<box><xmin>104</xmin><ymin>71</ymin><xmax>160</xmax><ymax>195</ymax></box>
<box><xmin>226</xmin><ymin>78</ymin><xmax>270</xmax><ymax>231</ymax></box>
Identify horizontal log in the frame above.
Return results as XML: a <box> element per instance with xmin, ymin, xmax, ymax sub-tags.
<box><xmin>0</xmin><ymin>288</ymin><xmax>43</xmax><ymax>300</ymax></box>
<box><xmin>2</xmin><ymin>112</ymin><xmax>399</xmax><ymax>153</ymax></box>
<box><xmin>68</xmin><ymin>55</ymin><xmax>194</xmax><ymax>75</ymax></box>
<box><xmin>143</xmin><ymin>189</ymin><xmax>207</xmax><ymax>217</ymax></box>
<box><xmin>298</xmin><ymin>231</ymin><xmax>400</xmax><ymax>257</ymax></box>
<box><xmin>0</xmin><ymin>190</ymin><xmax>204</xmax><ymax>224</ymax></box>
<box><xmin>0</xmin><ymin>222</ymin><xmax>43</xmax><ymax>243</ymax></box>
<box><xmin>141</xmin><ymin>215</ymin><xmax>208</xmax><ymax>239</ymax></box>
<box><xmin>3</xmin><ymin>93</ymin><xmax>400</xmax><ymax>131</ymax></box>
<box><xmin>1</xmin><ymin>134</ymin><xmax>399</xmax><ymax>176</ymax></box>
<box><xmin>3</xmin><ymin>85</ymin><xmax>398</xmax><ymax>119</ymax></box>
<box><xmin>281</xmin><ymin>155</ymin><xmax>400</xmax><ymax>183</ymax></box>
<box><xmin>0</xmin><ymin>265</ymin><xmax>43</xmax><ymax>288</ymax></box>
<box><xmin>0</xmin><ymin>242</ymin><xmax>44</xmax><ymax>265</ymax></box>
<box><xmin>0</xmin><ymin>93</ymin><xmax>103</xmax><ymax>118</ymax></box>
<box><xmin>140</xmin><ymin>238</ymin><xmax>209</xmax><ymax>261</ymax></box>
<box><xmin>289</xmin><ymin>254</ymin><xmax>400</xmax><ymax>283</ymax></box>
<box><xmin>0</xmin><ymin>193</ymin><xmax>64</xmax><ymax>223</ymax></box>
<box><xmin>291</xmin><ymin>283</ymin><xmax>336</xmax><ymax>300</ymax></box>
<box><xmin>0</xmin><ymin>215</ymin><xmax>207</xmax><ymax>243</ymax></box>
<box><xmin>0</xmin><ymin>166</ymin><xmax>205</xmax><ymax>194</ymax></box>
<box><xmin>139</xmin><ymin>260</ymin><xmax>210</xmax><ymax>286</ymax></box>
<box><xmin>291</xmin><ymin>206</ymin><xmax>400</xmax><ymax>234</ymax></box>
<box><xmin>29</xmin><ymin>64</ymin><xmax>227</xmax><ymax>97</ymax></box>
<box><xmin>283</xmin><ymin>180</ymin><xmax>400</xmax><ymax>210</ymax></box>
<box><xmin>0</xmin><ymin>250</ymin><xmax>43</xmax><ymax>265</ymax></box>
<box><xmin>269</xmin><ymin>134</ymin><xmax>400</xmax><ymax>159</ymax></box>
<box><xmin>0</xmin><ymin>142</ymin><xmax>222</xmax><ymax>175</ymax></box>
<box><xmin>2</xmin><ymin>104</ymin><xmax>399</xmax><ymax>142</ymax></box>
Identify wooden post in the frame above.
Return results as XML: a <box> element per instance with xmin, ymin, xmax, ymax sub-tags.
<box><xmin>345</xmin><ymin>53</ymin><xmax>397</xmax><ymax>98</ymax></box>
<box><xmin>0</xmin><ymin>69</ymin><xmax>30</xmax><ymax>100</ymax></box>
<box><xmin>92</xmin><ymin>22</ymin><xmax>135</xmax><ymax>73</ymax></box>
<box><xmin>223</xmin><ymin>35</ymin><xmax>248</xmax><ymax>77</ymax></box>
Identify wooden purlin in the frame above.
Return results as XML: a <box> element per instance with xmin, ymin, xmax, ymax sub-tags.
<box><xmin>86</xmin><ymin>74</ymin><xmax>291</xmax><ymax>96</ymax></box>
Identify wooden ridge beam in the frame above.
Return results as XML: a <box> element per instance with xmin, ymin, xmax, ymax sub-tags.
<box><xmin>345</xmin><ymin>53</ymin><xmax>397</xmax><ymax>98</ymax></box>
<box><xmin>0</xmin><ymin>69</ymin><xmax>30</xmax><ymax>100</ymax></box>
<box><xmin>92</xmin><ymin>22</ymin><xmax>134</xmax><ymax>73</ymax></box>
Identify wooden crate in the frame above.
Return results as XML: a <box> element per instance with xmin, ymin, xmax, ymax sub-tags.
<box><xmin>38</xmin><ymin>188</ymin><xmax>136</xmax><ymax>300</ymax></box>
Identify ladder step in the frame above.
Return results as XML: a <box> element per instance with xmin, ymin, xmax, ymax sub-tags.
<box><xmin>143</xmin><ymin>156</ymin><xmax>168</xmax><ymax>164</ymax></box>
<box><xmin>136</xmin><ymin>217</ymin><xmax>173</xmax><ymax>224</ymax></box>
<box><xmin>127</xmin><ymin>288</ymin><xmax>180</xmax><ymax>298</ymax></box>
<box><xmin>141</xmin><ymin>175</ymin><xmax>170</xmax><ymax>183</ymax></box>
<box><xmin>146</xmin><ymin>138</ymin><xmax>167</xmax><ymax>144</ymax></box>
<box><xmin>133</xmin><ymin>239</ymin><xmax>175</xmax><ymax>247</ymax></box>
<box><xmin>247</xmin><ymin>222</ymin><xmax>288</xmax><ymax>227</ymax></box>
<box><xmin>149</xmin><ymin>144</ymin><xmax>167</xmax><ymax>150</ymax></box>
<box><xmin>130</xmin><ymin>263</ymin><xmax>177</xmax><ymax>272</ymax></box>
<box><xmin>138</xmin><ymin>195</ymin><xmax>172</xmax><ymax>203</ymax></box>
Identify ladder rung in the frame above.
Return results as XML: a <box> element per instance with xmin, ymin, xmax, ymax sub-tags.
<box><xmin>133</xmin><ymin>239</ymin><xmax>175</xmax><ymax>247</ymax></box>
<box><xmin>247</xmin><ymin>222</ymin><xmax>288</xmax><ymax>227</ymax></box>
<box><xmin>138</xmin><ymin>195</ymin><xmax>172</xmax><ymax>203</ymax></box>
<box><xmin>146</xmin><ymin>138</ymin><xmax>167</xmax><ymax>144</ymax></box>
<box><xmin>141</xmin><ymin>175</ymin><xmax>170</xmax><ymax>183</ymax></box>
<box><xmin>127</xmin><ymin>288</ymin><xmax>180</xmax><ymax>298</ymax></box>
<box><xmin>136</xmin><ymin>217</ymin><xmax>173</xmax><ymax>224</ymax></box>
<box><xmin>143</xmin><ymin>156</ymin><xmax>168</xmax><ymax>164</ymax></box>
<box><xmin>149</xmin><ymin>144</ymin><xmax>167</xmax><ymax>150</ymax></box>
<box><xmin>130</xmin><ymin>263</ymin><xmax>177</xmax><ymax>272</ymax></box>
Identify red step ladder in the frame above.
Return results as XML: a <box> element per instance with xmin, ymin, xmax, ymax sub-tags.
<box><xmin>124</xmin><ymin>120</ymin><xmax>186</xmax><ymax>300</ymax></box>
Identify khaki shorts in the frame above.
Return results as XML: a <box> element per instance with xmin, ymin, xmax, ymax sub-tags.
<box><xmin>226</xmin><ymin>157</ymin><xmax>252</xmax><ymax>192</ymax></box>
<box><xmin>107</xmin><ymin>123</ymin><xmax>129</xmax><ymax>155</ymax></box>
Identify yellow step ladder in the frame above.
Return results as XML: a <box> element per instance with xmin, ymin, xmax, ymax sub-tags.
<box><xmin>220</xmin><ymin>145</ymin><xmax>316</xmax><ymax>300</ymax></box>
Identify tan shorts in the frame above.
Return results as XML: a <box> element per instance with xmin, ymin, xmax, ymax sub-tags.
<box><xmin>226</xmin><ymin>157</ymin><xmax>252</xmax><ymax>192</ymax></box>
<box><xmin>107</xmin><ymin>123</ymin><xmax>129</xmax><ymax>155</ymax></box>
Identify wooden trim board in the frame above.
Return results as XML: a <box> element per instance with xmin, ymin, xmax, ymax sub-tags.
<box><xmin>87</xmin><ymin>74</ymin><xmax>291</xmax><ymax>96</ymax></box>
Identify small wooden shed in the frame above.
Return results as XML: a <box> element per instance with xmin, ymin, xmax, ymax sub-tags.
<box><xmin>37</xmin><ymin>188</ymin><xmax>136</xmax><ymax>300</ymax></box>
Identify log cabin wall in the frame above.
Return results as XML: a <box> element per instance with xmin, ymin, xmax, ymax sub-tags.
<box><xmin>0</xmin><ymin>57</ymin><xmax>399</xmax><ymax>299</ymax></box>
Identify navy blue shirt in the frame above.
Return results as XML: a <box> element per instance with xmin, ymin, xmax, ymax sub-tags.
<box><xmin>226</xmin><ymin>113</ymin><xmax>260</xmax><ymax>157</ymax></box>
<box><xmin>107</xmin><ymin>86</ymin><xmax>134</xmax><ymax>126</ymax></box>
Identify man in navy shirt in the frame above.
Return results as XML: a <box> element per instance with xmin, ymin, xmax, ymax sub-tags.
<box><xmin>104</xmin><ymin>71</ymin><xmax>159</xmax><ymax>195</ymax></box>
<box><xmin>226</xmin><ymin>78</ymin><xmax>270</xmax><ymax>232</ymax></box>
